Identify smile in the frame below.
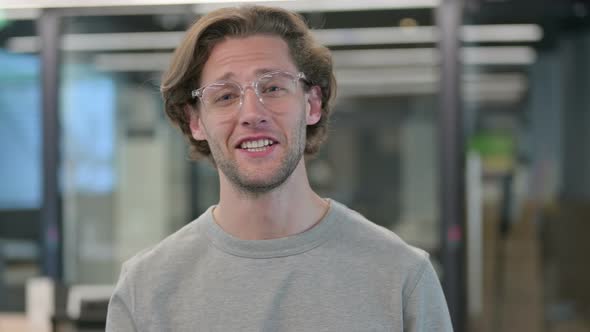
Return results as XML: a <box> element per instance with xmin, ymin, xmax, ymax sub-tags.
<box><xmin>240</xmin><ymin>138</ymin><xmax>275</xmax><ymax>152</ymax></box>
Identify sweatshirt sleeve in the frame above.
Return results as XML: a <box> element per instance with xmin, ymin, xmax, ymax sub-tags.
<box><xmin>403</xmin><ymin>257</ymin><xmax>454</xmax><ymax>332</ymax></box>
<box><xmin>106</xmin><ymin>263</ymin><xmax>138</xmax><ymax>332</ymax></box>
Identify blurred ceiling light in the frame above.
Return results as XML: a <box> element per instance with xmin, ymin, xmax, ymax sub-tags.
<box><xmin>316</xmin><ymin>24</ymin><xmax>542</xmax><ymax>46</ymax></box>
<box><xmin>6</xmin><ymin>36</ymin><xmax>36</xmax><ymax>53</ymax></box>
<box><xmin>317</xmin><ymin>66</ymin><xmax>441</xmax><ymax>97</ymax></box>
<box><xmin>192</xmin><ymin>0</ymin><xmax>439</xmax><ymax>13</ymax></box>
<box><xmin>332</xmin><ymin>49</ymin><xmax>437</xmax><ymax>67</ymax></box>
<box><xmin>462</xmin><ymin>46</ymin><xmax>536</xmax><ymax>65</ymax></box>
<box><xmin>0</xmin><ymin>0</ymin><xmax>289</xmax><ymax>9</ymax></box>
<box><xmin>0</xmin><ymin>8</ymin><xmax>39</xmax><ymax>20</ymax></box>
<box><xmin>338</xmin><ymin>83</ymin><xmax>437</xmax><ymax>97</ymax></box>
<box><xmin>94</xmin><ymin>52</ymin><xmax>172</xmax><ymax>72</ymax></box>
<box><xmin>336</xmin><ymin>67</ymin><xmax>439</xmax><ymax>86</ymax></box>
<box><xmin>462</xmin><ymin>24</ymin><xmax>543</xmax><ymax>42</ymax></box>
<box><xmin>315</xmin><ymin>26</ymin><xmax>437</xmax><ymax>46</ymax></box>
<box><xmin>338</xmin><ymin>70</ymin><xmax>527</xmax><ymax>101</ymax></box>
<box><xmin>7</xmin><ymin>32</ymin><xmax>186</xmax><ymax>52</ymax></box>
<box><xmin>332</xmin><ymin>46</ymin><xmax>536</xmax><ymax>67</ymax></box>
<box><xmin>463</xmin><ymin>77</ymin><xmax>526</xmax><ymax>103</ymax></box>
<box><xmin>61</xmin><ymin>32</ymin><xmax>185</xmax><ymax>51</ymax></box>
<box><xmin>464</xmin><ymin>72</ymin><xmax>527</xmax><ymax>86</ymax></box>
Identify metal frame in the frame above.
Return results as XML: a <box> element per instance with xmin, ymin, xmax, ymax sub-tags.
<box><xmin>39</xmin><ymin>8</ymin><xmax>63</xmax><ymax>281</ymax></box>
<box><xmin>436</xmin><ymin>0</ymin><xmax>466</xmax><ymax>331</ymax></box>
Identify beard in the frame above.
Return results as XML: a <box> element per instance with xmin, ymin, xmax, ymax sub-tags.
<box><xmin>209</xmin><ymin>113</ymin><xmax>307</xmax><ymax>197</ymax></box>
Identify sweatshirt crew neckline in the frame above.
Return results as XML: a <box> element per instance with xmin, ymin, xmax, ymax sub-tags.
<box><xmin>201</xmin><ymin>199</ymin><xmax>339</xmax><ymax>259</ymax></box>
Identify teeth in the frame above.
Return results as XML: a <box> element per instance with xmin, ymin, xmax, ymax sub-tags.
<box><xmin>240</xmin><ymin>139</ymin><xmax>273</xmax><ymax>150</ymax></box>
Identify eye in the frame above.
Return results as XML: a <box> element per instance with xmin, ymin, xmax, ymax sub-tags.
<box><xmin>260</xmin><ymin>79</ymin><xmax>290</xmax><ymax>96</ymax></box>
<box><xmin>263</xmin><ymin>85</ymin><xmax>284</xmax><ymax>93</ymax></box>
<box><xmin>204</xmin><ymin>83</ymin><xmax>241</xmax><ymax>107</ymax></box>
<box><xmin>216</xmin><ymin>93</ymin><xmax>237</xmax><ymax>101</ymax></box>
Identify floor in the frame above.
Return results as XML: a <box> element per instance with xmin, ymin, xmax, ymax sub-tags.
<box><xmin>472</xmin><ymin>201</ymin><xmax>590</xmax><ymax>332</ymax></box>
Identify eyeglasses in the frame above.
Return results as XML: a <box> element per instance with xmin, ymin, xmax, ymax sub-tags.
<box><xmin>191</xmin><ymin>71</ymin><xmax>308</xmax><ymax>114</ymax></box>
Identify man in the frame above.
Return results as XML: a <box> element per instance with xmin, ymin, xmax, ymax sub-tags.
<box><xmin>107</xmin><ymin>5</ymin><xmax>453</xmax><ymax>331</ymax></box>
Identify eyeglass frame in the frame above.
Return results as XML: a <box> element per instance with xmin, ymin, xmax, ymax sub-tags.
<box><xmin>190</xmin><ymin>70</ymin><xmax>309</xmax><ymax>111</ymax></box>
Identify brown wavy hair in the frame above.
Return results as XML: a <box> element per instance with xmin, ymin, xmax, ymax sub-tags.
<box><xmin>160</xmin><ymin>5</ymin><xmax>336</xmax><ymax>161</ymax></box>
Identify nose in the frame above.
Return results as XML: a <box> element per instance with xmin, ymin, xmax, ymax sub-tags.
<box><xmin>239</xmin><ymin>87</ymin><xmax>267</xmax><ymax>128</ymax></box>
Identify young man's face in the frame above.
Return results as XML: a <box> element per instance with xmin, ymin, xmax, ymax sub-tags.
<box><xmin>189</xmin><ymin>35</ymin><xmax>322</xmax><ymax>194</ymax></box>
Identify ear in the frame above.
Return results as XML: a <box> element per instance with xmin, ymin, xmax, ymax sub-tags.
<box><xmin>305</xmin><ymin>86</ymin><xmax>322</xmax><ymax>126</ymax></box>
<box><xmin>186</xmin><ymin>104</ymin><xmax>207</xmax><ymax>141</ymax></box>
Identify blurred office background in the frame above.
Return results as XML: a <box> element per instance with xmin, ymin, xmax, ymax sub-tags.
<box><xmin>0</xmin><ymin>0</ymin><xmax>589</xmax><ymax>331</ymax></box>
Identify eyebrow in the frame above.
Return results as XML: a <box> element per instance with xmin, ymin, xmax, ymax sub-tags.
<box><xmin>209</xmin><ymin>68</ymin><xmax>285</xmax><ymax>83</ymax></box>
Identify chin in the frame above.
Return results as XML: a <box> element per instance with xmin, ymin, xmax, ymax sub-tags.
<box><xmin>234</xmin><ymin>171</ymin><xmax>291</xmax><ymax>194</ymax></box>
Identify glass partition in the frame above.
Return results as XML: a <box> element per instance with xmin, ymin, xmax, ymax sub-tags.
<box><xmin>0</xmin><ymin>10</ymin><xmax>41</xmax><ymax>311</ymax></box>
<box><xmin>57</xmin><ymin>10</ymin><xmax>194</xmax><ymax>284</ymax></box>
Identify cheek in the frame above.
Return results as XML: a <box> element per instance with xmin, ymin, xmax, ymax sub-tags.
<box><xmin>293</xmin><ymin>109</ymin><xmax>309</xmax><ymax>138</ymax></box>
<box><xmin>207</xmin><ymin>119</ymin><xmax>237</xmax><ymax>147</ymax></box>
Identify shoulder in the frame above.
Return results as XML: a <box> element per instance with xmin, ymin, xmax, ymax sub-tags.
<box><xmin>331</xmin><ymin>200</ymin><xmax>428</xmax><ymax>258</ymax></box>
<box><xmin>119</xmin><ymin>207</ymin><xmax>213</xmax><ymax>281</ymax></box>
<box><xmin>329</xmin><ymin>199</ymin><xmax>431</xmax><ymax>276</ymax></box>
<box><xmin>107</xmin><ymin>208</ymin><xmax>215</xmax><ymax>329</ymax></box>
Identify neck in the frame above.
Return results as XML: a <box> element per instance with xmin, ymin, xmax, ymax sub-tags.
<box><xmin>213</xmin><ymin>160</ymin><xmax>329</xmax><ymax>240</ymax></box>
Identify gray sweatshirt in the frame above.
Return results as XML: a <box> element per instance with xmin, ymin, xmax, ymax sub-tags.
<box><xmin>106</xmin><ymin>199</ymin><xmax>453</xmax><ymax>331</ymax></box>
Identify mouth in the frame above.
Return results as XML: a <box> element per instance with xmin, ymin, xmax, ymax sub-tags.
<box><xmin>237</xmin><ymin>138</ymin><xmax>277</xmax><ymax>152</ymax></box>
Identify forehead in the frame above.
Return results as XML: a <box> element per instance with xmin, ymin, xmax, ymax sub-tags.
<box><xmin>201</xmin><ymin>35</ymin><xmax>297</xmax><ymax>83</ymax></box>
